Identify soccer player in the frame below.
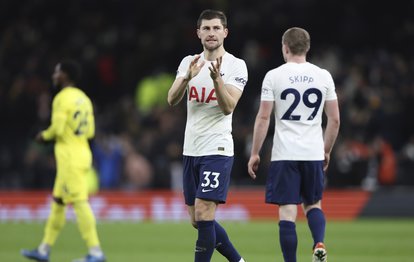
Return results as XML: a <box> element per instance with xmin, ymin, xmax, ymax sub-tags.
<box><xmin>21</xmin><ymin>60</ymin><xmax>106</xmax><ymax>262</ymax></box>
<box><xmin>248</xmin><ymin>27</ymin><xmax>340</xmax><ymax>262</ymax></box>
<box><xmin>167</xmin><ymin>9</ymin><xmax>247</xmax><ymax>262</ymax></box>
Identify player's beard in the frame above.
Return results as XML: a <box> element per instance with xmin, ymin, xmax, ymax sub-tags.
<box><xmin>203</xmin><ymin>39</ymin><xmax>222</xmax><ymax>51</ymax></box>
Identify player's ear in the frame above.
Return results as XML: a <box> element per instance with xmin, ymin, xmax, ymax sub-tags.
<box><xmin>283</xmin><ymin>44</ymin><xmax>289</xmax><ymax>54</ymax></box>
<box><xmin>197</xmin><ymin>29</ymin><xmax>201</xmax><ymax>39</ymax></box>
<box><xmin>223</xmin><ymin>28</ymin><xmax>228</xmax><ymax>38</ymax></box>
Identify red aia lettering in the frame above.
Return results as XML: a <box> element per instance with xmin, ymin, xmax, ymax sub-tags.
<box><xmin>189</xmin><ymin>86</ymin><xmax>216</xmax><ymax>103</ymax></box>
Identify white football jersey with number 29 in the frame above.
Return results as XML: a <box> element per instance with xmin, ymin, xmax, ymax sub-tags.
<box><xmin>261</xmin><ymin>62</ymin><xmax>337</xmax><ymax>161</ymax></box>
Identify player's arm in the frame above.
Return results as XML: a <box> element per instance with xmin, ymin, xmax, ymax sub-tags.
<box><xmin>213</xmin><ymin>79</ymin><xmax>242</xmax><ymax>115</ymax></box>
<box><xmin>39</xmin><ymin>96</ymin><xmax>67</xmax><ymax>141</ymax></box>
<box><xmin>168</xmin><ymin>55</ymin><xmax>205</xmax><ymax>106</ymax></box>
<box><xmin>323</xmin><ymin>99</ymin><xmax>340</xmax><ymax>171</ymax></box>
<box><xmin>167</xmin><ymin>77</ymin><xmax>189</xmax><ymax>106</ymax></box>
<box><xmin>209</xmin><ymin>57</ymin><xmax>242</xmax><ymax>115</ymax></box>
<box><xmin>248</xmin><ymin>100</ymin><xmax>273</xmax><ymax>179</ymax></box>
<box><xmin>86</xmin><ymin>102</ymin><xmax>95</xmax><ymax>139</ymax></box>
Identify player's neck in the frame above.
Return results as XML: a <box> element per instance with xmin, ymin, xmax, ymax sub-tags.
<box><xmin>203</xmin><ymin>47</ymin><xmax>226</xmax><ymax>61</ymax></box>
<box><xmin>62</xmin><ymin>82</ymin><xmax>75</xmax><ymax>89</ymax></box>
<box><xmin>286</xmin><ymin>55</ymin><xmax>306</xmax><ymax>64</ymax></box>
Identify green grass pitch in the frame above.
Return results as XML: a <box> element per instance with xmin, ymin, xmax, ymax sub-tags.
<box><xmin>1</xmin><ymin>219</ymin><xmax>413</xmax><ymax>261</ymax></box>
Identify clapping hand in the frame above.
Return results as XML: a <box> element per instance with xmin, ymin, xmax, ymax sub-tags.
<box><xmin>185</xmin><ymin>55</ymin><xmax>205</xmax><ymax>80</ymax></box>
<box><xmin>208</xmin><ymin>56</ymin><xmax>222</xmax><ymax>81</ymax></box>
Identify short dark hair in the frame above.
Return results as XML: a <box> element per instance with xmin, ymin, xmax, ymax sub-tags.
<box><xmin>59</xmin><ymin>60</ymin><xmax>82</xmax><ymax>83</ymax></box>
<box><xmin>197</xmin><ymin>9</ymin><xmax>227</xmax><ymax>29</ymax></box>
<box><xmin>282</xmin><ymin>27</ymin><xmax>311</xmax><ymax>55</ymax></box>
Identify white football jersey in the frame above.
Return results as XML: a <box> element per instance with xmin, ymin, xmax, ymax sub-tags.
<box><xmin>261</xmin><ymin>62</ymin><xmax>337</xmax><ymax>161</ymax></box>
<box><xmin>176</xmin><ymin>52</ymin><xmax>248</xmax><ymax>156</ymax></box>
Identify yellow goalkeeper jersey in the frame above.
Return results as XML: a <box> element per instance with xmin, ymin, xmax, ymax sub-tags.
<box><xmin>42</xmin><ymin>87</ymin><xmax>95</xmax><ymax>168</ymax></box>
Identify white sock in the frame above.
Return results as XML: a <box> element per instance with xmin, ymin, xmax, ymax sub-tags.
<box><xmin>239</xmin><ymin>258</ymin><xmax>246</xmax><ymax>262</ymax></box>
<box><xmin>89</xmin><ymin>246</ymin><xmax>104</xmax><ymax>257</ymax></box>
<box><xmin>38</xmin><ymin>243</ymin><xmax>50</xmax><ymax>256</ymax></box>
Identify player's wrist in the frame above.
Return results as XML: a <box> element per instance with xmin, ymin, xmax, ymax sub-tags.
<box><xmin>212</xmin><ymin>76</ymin><xmax>221</xmax><ymax>82</ymax></box>
<box><xmin>211</xmin><ymin>75</ymin><xmax>223</xmax><ymax>85</ymax></box>
<box><xmin>183</xmin><ymin>71</ymin><xmax>192</xmax><ymax>81</ymax></box>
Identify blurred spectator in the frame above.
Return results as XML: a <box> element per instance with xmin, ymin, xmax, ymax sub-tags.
<box><xmin>135</xmin><ymin>72</ymin><xmax>174</xmax><ymax>115</ymax></box>
<box><xmin>123</xmin><ymin>148</ymin><xmax>153</xmax><ymax>191</ymax></box>
<box><xmin>92</xmin><ymin>134</ymin><xmax>124</xmax><ymax>189</ymax></box>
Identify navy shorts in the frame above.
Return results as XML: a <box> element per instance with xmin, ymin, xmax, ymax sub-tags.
<box><xmin>183</xmin><ymin>155</ymin><xmax>233</xmax><ymax>205</ymax></box>
<box><xmin>265</xmin><ymin>160</ymin><xmax>324</xmax><ymax>205</ymax></box>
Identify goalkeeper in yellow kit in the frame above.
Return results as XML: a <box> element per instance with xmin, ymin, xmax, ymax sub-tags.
<box><xmin>21</xmin><ymin>60</ymin><xmax>106</xmax><ymax>262</ymax></box>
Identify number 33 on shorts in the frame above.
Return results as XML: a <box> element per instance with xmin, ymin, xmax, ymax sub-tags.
<box><xmin>201</xmin><ymin>171</ymin><xmax>220</xmax><ymax>192</ymax></box>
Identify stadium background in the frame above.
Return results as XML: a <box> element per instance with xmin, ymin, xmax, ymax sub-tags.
<box><xmin>1</xmin><ymin>1</ymin><xmax>414</xmax><ymax>261</ymax></box>
<box><xmin>1</xmin><ymin>0</ymin><xmax>414</xmax><ymax>217</ymax></box>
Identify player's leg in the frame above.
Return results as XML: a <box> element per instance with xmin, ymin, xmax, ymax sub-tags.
<box><xmin>183</xmin><ymin>156</ymin><xmax>215</xmax><ymax>261</ymax></box>
<box><xmin>41</xmin><ymin>198</ymin><xmax>67</xmax><ymax>250</ymax></box>
<box><xmin>195</xmin><ymin>155</ymin><xmax>244</xmax><ymax>262</ymax></box>
<box><xmin>278</xmin><ymin>204</ymin><xmax>298</xmax><ymax>262</ymax></box>
<box><xmin>188</xmin><ymin>205</ymin><xmax>244</xmax><ymax>262</ymax></box>
<box><xmin>21</xmin><ymin>177</ymin><xmax>67</xmax><ymax>261</ymax></box>
<box><xmin>300</xmin><ymin>161</ymin><xmax>327</xmax><ymax>262</ymax></box>
<box><xmin>21</xmin><ymin>198</ymin><xmax>66</xmax><ymax>261</ymax></box>
<box><xmin>188</xmin><ymin>205</ymin><xmax>198</xmax><ymax>228</ymax></box>
<box><xmin>186</xmin><ymin>200</ymin><xmax>218</xmax><ymax>262</ymax></box>
<box><xmin>266</xmin><ymin>161</ymin><xmax>301</xmax><ymax>262</ymax></box>
<box><xmin>214</xmin><ymin>220</ymin><xmax>244</xmax><ymax>262</ymax></box>
<box><xmin>69</xmin><ymin>167</ymin><xmax>105</xmax><ymax>262</ymax></box>
<box><xmin>183</xmin><ymin>155</ymin><xmax>243</xmax><ymax>262</ymax></box>
<box><xmin>72</xmin><ymin>201</ymin><xmax>106</xmax><ymax>262</ymax></box>
<box><xmin>303</xmin><ymin>202</ymin><xmax>327</xmax><ymax>262</ymax></box>
<box><xmin>72</xmin><ymin>200</ymin><xmax>103</xmax><ymax>252</ymax></box>
<box><xmin>303</xmin><ymin>202</ymin><xmax>325</xmax><ymax>249</ymax></box>
<box><xmin>194</xmin><ymin>198</ymin><xmax>217</xmax><ymax>262</ymax></box>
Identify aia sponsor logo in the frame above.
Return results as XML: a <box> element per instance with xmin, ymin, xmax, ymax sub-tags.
<box><xmin>188</xmin><ymin>86</ymin><xmax>217</xmax><ymax>103</ymax></box>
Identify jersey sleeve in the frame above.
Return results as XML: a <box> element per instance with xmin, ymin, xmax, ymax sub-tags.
<box><xmin>225</xmin><ymin>59</ymin><xmax>248</xmax><ymax>91</ymax></box>
<box><xmin>42</xmin><ymin>93</ymin><xmax>68</xmax><ymax>140</ymax></box>
<box><xmin>86</xmin><ymin>99</ymin><xmax>95</xmax><ymax>139</ymax></box>
<box><xmin>323</xmin><ymin>69</ymin><xmax>337</xmax><ymax>101</ymax></box>
<box><xmin>260</xmin><ymin>71</ymin><xmax>275</xmax><ymax>101</ymax></box>
<box><xmin>176</xmin><ymin>55</ymin><xmax>193</xmax><ymax>79</ymax></box>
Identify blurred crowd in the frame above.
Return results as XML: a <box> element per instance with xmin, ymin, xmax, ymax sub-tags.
<box><xmin>1</xmin><ymin>0</ymin><xmax>414</xmax><ymax>191</ymax></box>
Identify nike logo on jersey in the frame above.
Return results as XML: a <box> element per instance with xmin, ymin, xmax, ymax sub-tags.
<box><xmin>202</xmin><ymin>188</ymin><xmax>214</xmax><ymax>193</ymax></box>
